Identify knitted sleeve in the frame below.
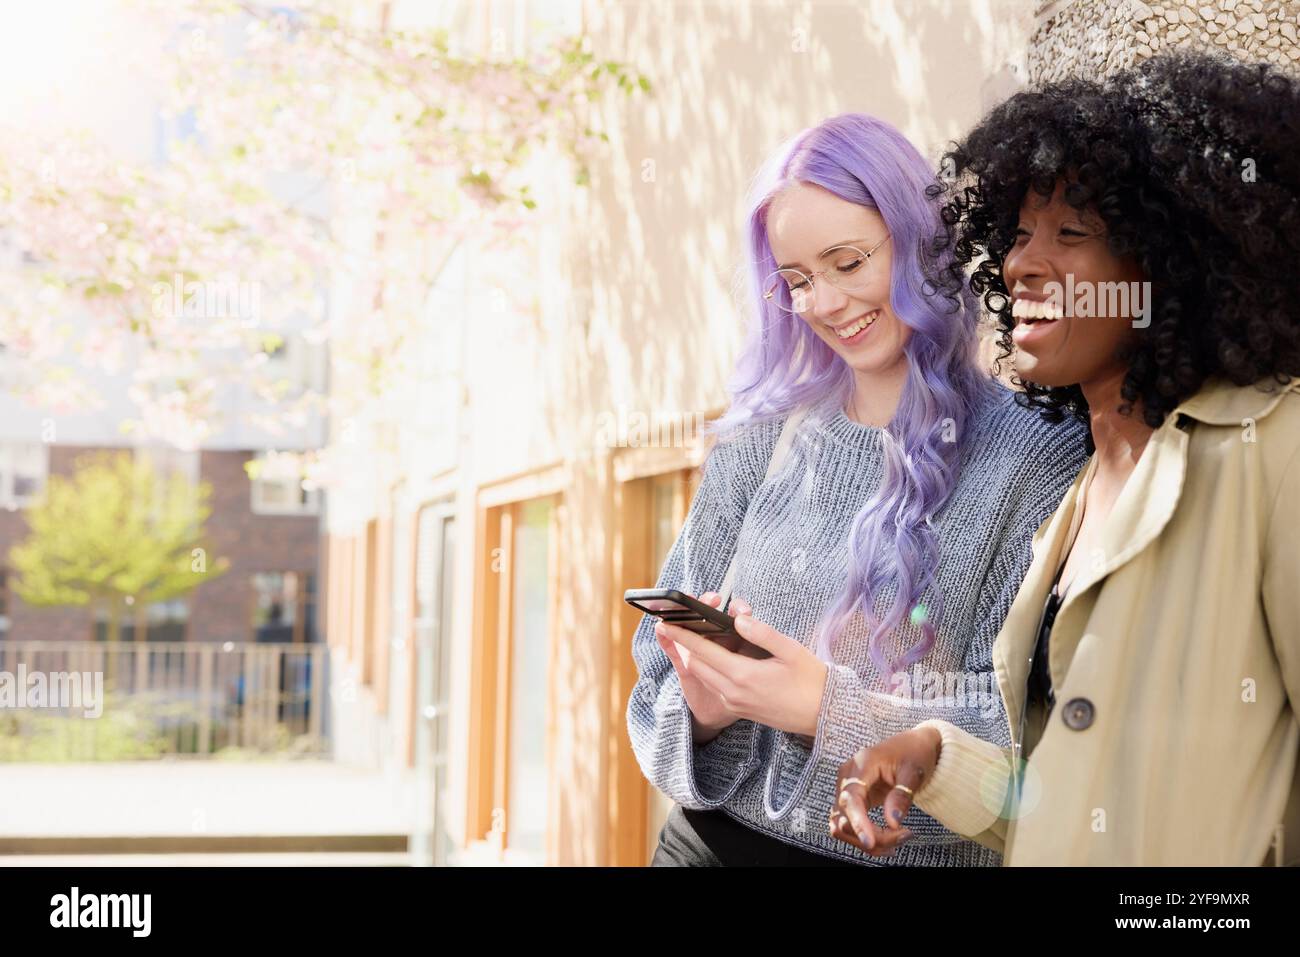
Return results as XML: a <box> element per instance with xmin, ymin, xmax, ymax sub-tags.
<box><xmin>911</xmin><ymin>718</ymin><xmax>1014</xmax><ymax>853</ymax></box>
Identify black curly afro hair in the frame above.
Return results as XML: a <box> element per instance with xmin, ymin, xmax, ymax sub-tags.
<box><xmin>933</xmin><ymin>49</ymin><xmax>1300</xmax><ymax>430</ymax></box>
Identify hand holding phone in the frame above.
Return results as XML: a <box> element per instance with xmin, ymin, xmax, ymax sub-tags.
<box><xmin>628</xmin><ymin>589</ymin><xmax>768</xmax><ymax>742</ymax></box>
<box><xmin>624</xmin><ymin>588</ymin><xmax>772</xmax><ymax>660</ymax></box>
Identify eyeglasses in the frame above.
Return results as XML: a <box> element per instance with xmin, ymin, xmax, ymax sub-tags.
<box><xmin>762</xmin><ymin>234</ymin><xmax>891</xmax><ymax>315</ymax></box>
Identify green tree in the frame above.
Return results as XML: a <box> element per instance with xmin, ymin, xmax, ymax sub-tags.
<box><xmin>7</xmin><ymin>450</ymin><xmax>230</xmax><ymax>641</ymax></box>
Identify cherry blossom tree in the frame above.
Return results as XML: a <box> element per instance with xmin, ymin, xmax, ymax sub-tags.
<box><xmin>0</xmin><ymin>0</ymin><xmax>647</xmax><ymax>478</ymax></box>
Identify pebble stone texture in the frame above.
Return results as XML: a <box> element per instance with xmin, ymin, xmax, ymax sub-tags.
<box><xmin>1029</xmin><ymin>0</ymin><xmax>1300</xmax><ymax>84</ymax></box>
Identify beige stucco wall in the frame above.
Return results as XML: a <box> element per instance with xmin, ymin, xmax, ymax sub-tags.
<box><xmin>323</xmin><ymin>0</ymin><xmax>1046</xmax><ymax>864</ymax></box>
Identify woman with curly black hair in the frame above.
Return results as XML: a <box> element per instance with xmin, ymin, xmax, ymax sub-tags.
<box><xmin>826</xmin><ymin>49</ymin><xmax>1300</xmax><ymax>865</ymax></box>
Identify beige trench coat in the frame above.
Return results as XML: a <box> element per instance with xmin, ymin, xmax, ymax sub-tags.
<box><xmin>914</xmin><ymin>376</ymin><xmax>1300</xmax><ymax>866</ymax></box>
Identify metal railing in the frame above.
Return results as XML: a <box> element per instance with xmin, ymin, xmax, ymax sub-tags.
<box><xmin>0</xmin><ymin>641</ymin><xmax>328</xmax><ymax>760</ymax></box>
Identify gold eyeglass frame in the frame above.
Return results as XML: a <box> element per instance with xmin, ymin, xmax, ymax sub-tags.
<box><xmin>762</xmin><ymin>233</ymin><xmax>892</xmax><ymax>314</ymax></box>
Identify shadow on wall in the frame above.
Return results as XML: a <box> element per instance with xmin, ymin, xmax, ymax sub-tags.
<box><xmin>561</xmin><ymin>0</ymin><xmax>1026</xmax><ymax>452</ymax></box>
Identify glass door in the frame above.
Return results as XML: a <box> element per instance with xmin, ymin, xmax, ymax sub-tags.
<box><xmin>388</xmin><ymin>484</ymin><xmax>412</xmax><ymax>767</ymax></box>
<box><xmin>505</xmin><ymin>496</ymin><xmax>554</xmax><ymax>864</ymax></box>
<box><xmin>412</xmin><ymin>504</ymin><xmax>456</xmax><ymax>867</ymax></box>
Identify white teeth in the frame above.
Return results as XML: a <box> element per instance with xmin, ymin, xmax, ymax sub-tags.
<box><xmin>835</xmin><ymin>310</ymin><xmax>880</xmax><ymax>339</ymax></box>
<box><xmin>1012</xmin><ymin>298</ymin><xmax>1064</xmax><ymax>321</ymax></box>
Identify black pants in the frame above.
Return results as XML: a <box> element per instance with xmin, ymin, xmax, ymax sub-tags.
<box><xmin>651</xmin><ymin>803</ymin><xmax>864</xmax><ymax>867</ymax></box>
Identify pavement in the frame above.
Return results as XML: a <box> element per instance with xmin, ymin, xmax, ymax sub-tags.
<box><xmin>0</xmin><ymin>759</ymin><xmax>420</xmax><ymax>865</ymax></box>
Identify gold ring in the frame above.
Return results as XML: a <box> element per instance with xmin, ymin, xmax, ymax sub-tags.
<box><xmin>841</xmin><ymin>777</ymin><xmax>868</xmax><ymax>789</ymax></box>
<box><xmin>892</xmin><ymin>783</ymin><xmax>914</xmax><ymax>797</ymax></box>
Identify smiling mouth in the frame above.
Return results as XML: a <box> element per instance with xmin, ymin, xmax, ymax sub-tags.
<box><xmin>832</xmin><ymin>309</ymin><xmax>882</xmax><ymax>339</ymax></box>
<box><xmin>1011</xmin><ymin>297</ymin><xmax>1064</xmax><ymax>324</ymax></box>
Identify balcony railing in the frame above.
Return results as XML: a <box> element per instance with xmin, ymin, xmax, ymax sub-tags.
<box><xmin>0</xmin><ymin>641</ymin><xmax>328</xmax><ymax>760</ymax></box>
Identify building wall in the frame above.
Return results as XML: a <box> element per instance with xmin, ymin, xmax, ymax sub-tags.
<box><xmin>189</xmin><ymin>449</ymin><xmax>322</xmax><ymax>644</ymax></box>
<box><xmin>1</xmin><ymin>446</ymin><xmax>319</xmax><ymax>644</ymax></box>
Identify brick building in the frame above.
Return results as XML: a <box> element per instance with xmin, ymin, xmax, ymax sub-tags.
<box><xmin>0</xmin><ymin>442</ymin><xmax>322</xmax><ymax>644</ymax></box>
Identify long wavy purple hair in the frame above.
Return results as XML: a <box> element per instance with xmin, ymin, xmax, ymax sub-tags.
<box><xmin>709</xmin><ymin>113</ymin><xmax>991</xmax><ymax>677</ymax></box>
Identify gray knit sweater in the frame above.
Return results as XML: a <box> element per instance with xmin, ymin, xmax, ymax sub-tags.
<box><xmin>626</xmin><ymin>383</ymin><xmax>1089</xmax><ymax>866</ymax></box>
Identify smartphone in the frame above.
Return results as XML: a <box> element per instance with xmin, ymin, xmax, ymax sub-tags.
<box><xmin>624</xmin><ymin>588</ymin><xmax>772</xmax><ymax>658</ymax></box>
<box><xmin>624</xmin><ymin>588</ymin><xmax>738</xmax><ymax>636</ymax></box>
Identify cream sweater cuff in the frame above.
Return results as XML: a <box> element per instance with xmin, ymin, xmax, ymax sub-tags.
<box><xmin>912</xmin><ymin>719</ymin><xmax>1012</xmax><ymax>838</ymax></box>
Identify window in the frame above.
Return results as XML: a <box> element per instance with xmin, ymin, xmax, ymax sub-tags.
<box><xmin>250</xmin><ymin>451</ymin><xmax>321</xmax><ymax>515</ymax></box>
<box><xmin>133</xmin><ymin>445</ymin><xmax>199</xmax><ymax>486</ymax></box>
<box><xmin>252</xmin><ymin>571</ymin><xmax>316</xmax><ymax>642</ymax></box>
<box><xmin>412</xmin><ymin>505</ymin><xmax>456</xmax><ymax>867</ymax></box>
<box><xmin>94</xmin><ymin>597</ymin><xmax>188</xmax><ymax>642</ymax></box>
<box><xmin>0</xmin><ymin>568</ymin><xmax>10</xmax><ymax>639</ymax></box>
<box><xmin>470</xmin><ymin>483</ymin><xmax>562</xmax><ymax>864</ymax></box>
<box><xmin>145</xmin><ymin>598</ymin><xmax>188</xmax><ymax>642</ymax></box>
<box><xmin>506</xmin><ymin>497</ymin><xmax>555</xmax><ymax>864</ymax></box>
<box><xmin>387</xmin><ymin>484</ymin><xmax>412</xmax><ymax>760</ymax></box>
<box><xmin>132</xmin><ymin>445</ymin><xmax>200</xmax><ymax>524</ymax></box>
<box><xmin>0</xmin><ymin>442</ymin><xmax>48</xmax><ymax>509</ymax></box>
<box><xmin>258</xmin><ymin>333</ymin><xmax>325</xmax><ymax>396</ymax></box>
<box><xmin>608</xmin><ymin>465</ymin><xmax>701</xmax><ymax>866</ymax></box>
<box><xmin>304</xmin><ymin>569</ymin><xmax>317</xmax><ymax>646</ymax></box>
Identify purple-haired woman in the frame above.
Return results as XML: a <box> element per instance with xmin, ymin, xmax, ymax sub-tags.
<box><xmin>625</xmin><ymin>112</ymin><xmax>1089</xmax><ymax>866</ymax></box>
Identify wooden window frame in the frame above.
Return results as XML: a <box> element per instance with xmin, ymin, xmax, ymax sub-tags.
<box><xmin>467</xmin><ymin>464</ymin><xmax>566</xmax><ymax>863</ymax></box>
<box><xmin>606</xmin><ymin>429</ymin><xmax>712</xmax><ymax>866</ymax></box>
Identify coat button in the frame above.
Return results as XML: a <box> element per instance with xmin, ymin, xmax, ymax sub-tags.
<box><xmin>1062</xmin><ymin>697</ymin><xmax>1095</xmax><ymax>730</ymax></box>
